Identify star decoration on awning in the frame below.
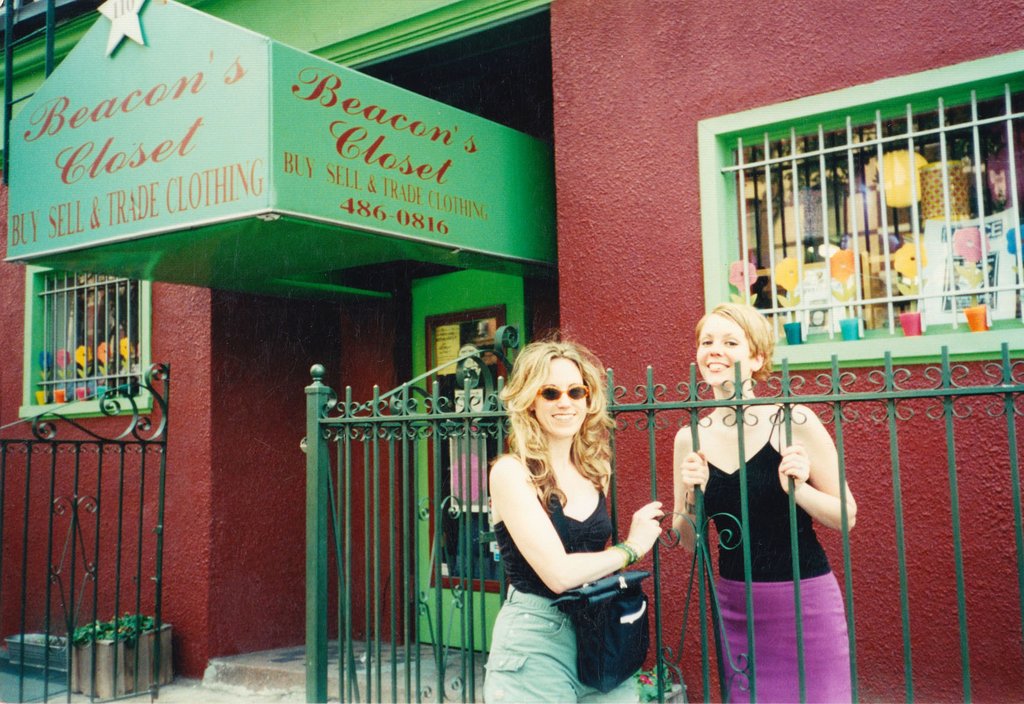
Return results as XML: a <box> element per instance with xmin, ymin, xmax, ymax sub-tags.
<box><xmin>98</xmin><ymin>0</ymin><xmax>148</xmax><ymax>57</ymax></box>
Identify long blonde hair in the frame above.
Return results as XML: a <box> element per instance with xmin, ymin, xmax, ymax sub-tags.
<box><xmin>500</xmin><ymin>338</ymin><xmax>613</xmax><ymax>510</ymax></box>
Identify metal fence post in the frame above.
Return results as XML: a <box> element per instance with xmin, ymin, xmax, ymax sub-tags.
<box><xmin>306</xmin><ymin>364</ymin><xmax>332</xmax><ymax>703</ymax></box>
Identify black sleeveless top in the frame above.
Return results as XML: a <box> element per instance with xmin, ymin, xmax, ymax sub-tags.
<box><xmin>704</xmin><ymin>442</ymin><xmax>831</xmax><ymax>582</ymax></box>
<box><xmin>494</xmin><ymin>492</ymin><xmax>612</xmax><ymax>599</ymax></box>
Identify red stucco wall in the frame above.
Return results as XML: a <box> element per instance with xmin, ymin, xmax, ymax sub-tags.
<box><xmin>152</xmin><ymin>282</ymin><xmax>216</xmax><ymax>677</ymax></box>
<box><xmin>550</xmin><ymin>1</ymin><xmax>1024</xmax><ymax>700</ymax></box>
<box><xmin>205</xmin><ymin>290</ymin><xmax>345</xmax><ymax>660</ymax></box>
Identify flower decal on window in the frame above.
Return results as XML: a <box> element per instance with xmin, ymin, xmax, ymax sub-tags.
<box><xmin>829</xmin><ymin>249</ymin><xmax>857</xmax><ymax>302</ymax></box>
<box><xmin>893</xmin><ymin>243</ymin><xmax>928</xmax><ymax>311</ymax></box>
<box><xmin>775</xmin><ymin>257</ymin><xmax>801</xmax><ymax>308</ymax></box>
<box><xmin>893</xmin><ymin>242</ymin><xmax>928</xmax><ymax>280</ymax></box>
<box><xmin>97</xmin><ymin>342</ymin><xmax>108</xmax><ymax>377</ymax></box>
<box><xmin>728</xmin><ymin>260</ymin><xmax>758</xmax><ymax>304</ymax></box>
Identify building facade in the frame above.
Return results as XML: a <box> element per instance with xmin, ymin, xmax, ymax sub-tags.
<box><xmin>2</xmin><ymin>0</ymin><xmax>1022</xmax><ymax>700</ymax></box>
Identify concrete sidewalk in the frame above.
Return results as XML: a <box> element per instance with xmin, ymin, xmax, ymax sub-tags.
<box><xmin>76</xmin><ymin>641</ymin><xmax>480</xmax><ymax>703</ymax></box>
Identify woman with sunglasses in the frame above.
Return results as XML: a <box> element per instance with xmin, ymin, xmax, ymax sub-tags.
<box><xmin>672</xmin><ymin>303</ymin><xmax>857</xmax><ymax>703</ymax></box>
<box><xmin>484</xmin><ymin>338</ymin><xmax>664</xmax><ymax>703</ymax></box>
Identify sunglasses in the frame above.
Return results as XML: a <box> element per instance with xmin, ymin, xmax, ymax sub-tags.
<box><xmin>536</xmin><ymin>384</ymin><xmax>590</xmax><ymax>401</ymax></box>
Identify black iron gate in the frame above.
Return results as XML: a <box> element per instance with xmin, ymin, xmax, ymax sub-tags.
<box><xmin>305</xmin><ymin>338</ymin><xmax>1024</xmax><ymax>703</ymax></box>
<box><xmin>0</xmin><ymin>364</ymin><xmax>169</xmax><ymax>703</ymax></box>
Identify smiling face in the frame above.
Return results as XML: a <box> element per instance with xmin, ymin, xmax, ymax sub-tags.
<box><xmin>696</xmin><ymin>313</ymin><xmax>765</xmax><ymax>395</ymax></box>
<box><xmin>530</xmin><ymin>357</ymin><xmax>589</xmax><ymax>442</ymax></box>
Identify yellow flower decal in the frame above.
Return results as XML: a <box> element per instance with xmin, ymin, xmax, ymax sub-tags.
<box><xmin>775</xmin><ymin>257</ymin><xmax>799</xmax><ymax>292</ymax></box>
<box><xmin>893</xmin><ymin>243</ymin><xmax>927</xmax><ymax>279</ymax></box>
<box><xmin>75</xmin><ymin>345</ymin><xmax>93</xmax><ymax>379</ymax></box>
<box><xmin>120</xmin><ymin>336</ymin><xmax>131</xmax><ymax>360</ymax></box>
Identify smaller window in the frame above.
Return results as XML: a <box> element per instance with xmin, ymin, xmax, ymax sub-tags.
<box><xmin>24</xmin><ymin>268</ymin><xmax>150</xmax><ymax>414</ymax></box>
<box><xmin>699</xmin><ymin>52</ymin><xmax>1024</xmax><ymax>364</ymax></box>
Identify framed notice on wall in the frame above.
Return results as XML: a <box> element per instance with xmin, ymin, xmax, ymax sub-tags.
<box><xmin>426</xmin><ymin>306</ymin><xmax>504</xmax><ymax>376</ymax></box>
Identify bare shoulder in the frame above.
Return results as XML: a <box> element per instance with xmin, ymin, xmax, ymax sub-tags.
<box><xmin>785</xmin><ymin>404</ymin><xmax>837</xmax><ymax>451</ymax></box>
<box><xmin>490</xmin><ymin>455</ymin><xmax>539</xmax><ymax>523</ymax></box>
<box><xmin>490</xmin><ymin>454</ymin><xmax>531</xmax><ymax>489</ymax></box>
<box><xmin>673</xmin><ymin>425</ymin><xmax>695</xmax><ymax>452</ymax></box>
<box><xmin>787</xmin><ymin>404</ymin><xmax>828</xmax><ymax>432</ymax></box>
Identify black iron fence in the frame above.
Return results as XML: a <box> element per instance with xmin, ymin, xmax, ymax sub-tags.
<box><xmin>305</xmin><ymin>340</ymin><xmax>1023</xmax><ymax>703</ymax></box>
<box><xmin>0</xmin><ymin>365</ymin><xmax>169</xmax><ymax>703</ymax></box>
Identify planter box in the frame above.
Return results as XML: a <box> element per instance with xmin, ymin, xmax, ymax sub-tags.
<box><xmin>5</xmin><ymin>633</ymin><xmax>69</xmax><ymax>672</ymax></box>
<box><xmin>72</xmin><ymin>625</ymin><xmax>172</xmax><ymax>699</ymax></box>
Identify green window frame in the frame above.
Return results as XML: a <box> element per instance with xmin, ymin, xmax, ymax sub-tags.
<box><xmin>20</xmin><ymin>266</ymin><xmax>152</xmax><ymax>418</ymax></box>
<box><xmin>698</xmin><ymin>50</ymin><xmax>1024</xmax><ymax>367</ymax></box>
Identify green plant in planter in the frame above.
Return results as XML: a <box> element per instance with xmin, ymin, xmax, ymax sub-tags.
<box><xmin>636</xmin><ymin>668</ymin><xmax>661</xmax><ymax>702</ymax></box>
<box><xmin>73</xmin><ymin>614</ymin><xmax>157</xmax><ymax>646</ymax></box>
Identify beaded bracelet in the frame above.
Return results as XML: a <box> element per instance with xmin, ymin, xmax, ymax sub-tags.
<box><xmin>623</xmin><ymin>540</ymin><xmax>644</xmax><ymax>564</ymax></box>
<box><xmin>611</xmin><ymin>543</ymin><xmax>633</xmax><ymax>568</ymax></box>
<box><xmin>613</xmin><ymin>541</ymin><xmax>640</xmax><ymax>567</ymax></box>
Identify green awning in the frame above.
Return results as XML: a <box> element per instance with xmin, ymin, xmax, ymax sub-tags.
<box><xmin>6</xmin><ymin>0</ymin><xmax>555</xmax><ymax>299</ymax></box>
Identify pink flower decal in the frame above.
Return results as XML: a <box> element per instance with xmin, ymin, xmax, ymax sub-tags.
<box><xmin>728</xmin><ymin>260</ymin><xmax>757</xmax><ymax>290</ymax></box>
<box><xmin>953</xmin><ymin>227</ymin><xmax>982</xmax><ymax>264</ymax></box>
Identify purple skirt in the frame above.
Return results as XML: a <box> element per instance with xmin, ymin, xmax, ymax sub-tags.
<box><xmin>716</xmin><ymin>573</ymin><xmax>851</xmax><ymax>703</ymax></box>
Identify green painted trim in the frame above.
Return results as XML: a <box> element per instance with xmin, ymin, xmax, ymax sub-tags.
<box><xmin>698</xmin><ymin>120</ymin><xmax>736</xmax><ymax>308</ymax></box>
<box><xmin>774</xmin><ymin>323</ymin><xmax>1024</xmax><ymax>370</ymax></box>
<box><xmin>19</xmin><ymin>266</ymin><xmax>153</xmax><ymax>418</ymax></box>
<box><xmin>315</xmin><ymin>0</ymin><xmax>550</xmax><ymax>67</ymax></box>
<box><xmin>698</xmin><ymin>50</ymin><xmax>1024</xmax><ymax>365</ymax></box>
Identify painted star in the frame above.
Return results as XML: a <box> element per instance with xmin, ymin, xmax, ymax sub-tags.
<box><xmin>98</xmin><ymin>0</ymin><xmax>148</xmax><ymax>56</ymax></box>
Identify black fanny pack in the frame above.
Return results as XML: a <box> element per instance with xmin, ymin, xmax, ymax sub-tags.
<box><xmin>552</xmin><ymin>570</ymin><xmax>651</xmax><ymax>693</ymax></box>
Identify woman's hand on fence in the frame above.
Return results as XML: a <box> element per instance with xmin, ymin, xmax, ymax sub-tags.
<box><xmin>627</xmin><ymin>501</ymin><xmax>665</xmax><ymax>556</ymax></box>
<box><xmin>778</xmin><ymin>444</ymin><xmax>811</xmax><ymax>494</ymax></box>
<box><xmin>679</xmin><ymin>451</ymin><xmax>709</xmax><ymax>506</ymax></box>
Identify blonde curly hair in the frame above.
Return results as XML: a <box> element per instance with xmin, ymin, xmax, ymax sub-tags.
<box><xmin>499</xmin><ymin>338</ymin><xmax>613</xmax><ymax>510</ymax></box>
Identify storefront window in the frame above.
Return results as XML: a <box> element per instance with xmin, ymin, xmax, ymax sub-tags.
<box><xmin>699</xmin><ymin>52</ymin><xmax>1024</xmax><ymax>363</ymax></box>
<box><xmin>23</xmin><ymin>268</ymin><xmax>150</xmax><ymax>414</ymax></box>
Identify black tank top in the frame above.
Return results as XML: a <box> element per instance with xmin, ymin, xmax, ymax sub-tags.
<box><xmin>704</xmin><ymin>442</ymin><xmax>831</xmax><ymax>582</ymax></box>
<box><xmin>494</xmin><ymin>492</ymin><xmax>611</xmax><ymax>599</ymax></box>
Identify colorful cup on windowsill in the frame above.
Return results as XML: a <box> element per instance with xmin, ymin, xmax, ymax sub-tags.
<box><xmin>901</xmin><ymin>313</ymin><xmax>925</xmax><ymax>337</ymax></box>
<box><xmin>899</xmin><ymin>311</ymin><xmax>923</xmax><ymax>336</ymax></box>
<box><xmin>839</xmin><ymin>318</ymin><xmax>861</xmax><ymax>341</ymax></box>
<box><xmin>53</xmin><ymin>388</ymin><xmax>66</xmax><ymax>403</ymax></box>
<box><xmin>964</xmin><ymin>304</ymin><xmax>989</xmax><ymax>332</ymax></box>
<box><xmin>75</xmin><ymin>386</ymin><xmax>87</xmax><ymax>401</ymax></box>
<box><xmin>35</xmin><ymin>390</ymin><xmax>48</xmax><ymax>405</ymax></box>
<box><xmin>783</xmin><ymin>321</ymin><xmax>803</xmax><ymax>345</ymax></box>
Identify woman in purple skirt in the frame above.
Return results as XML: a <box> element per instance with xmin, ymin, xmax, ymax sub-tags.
<box><xmin>672</xmin><ymin>303</ymin><xmax>858</xmax><ymax>703</ymax></box>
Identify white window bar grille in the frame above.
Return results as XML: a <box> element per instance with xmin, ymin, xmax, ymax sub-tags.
<box><xmin>35</xmin><ymin>271</ymin><xmax>141</xmax><ymax>405</ymax></box>
<box><xmin>726</xmin><ymin>83</ymin><xmax>1024</xmax><ymax>339</ymax></box>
